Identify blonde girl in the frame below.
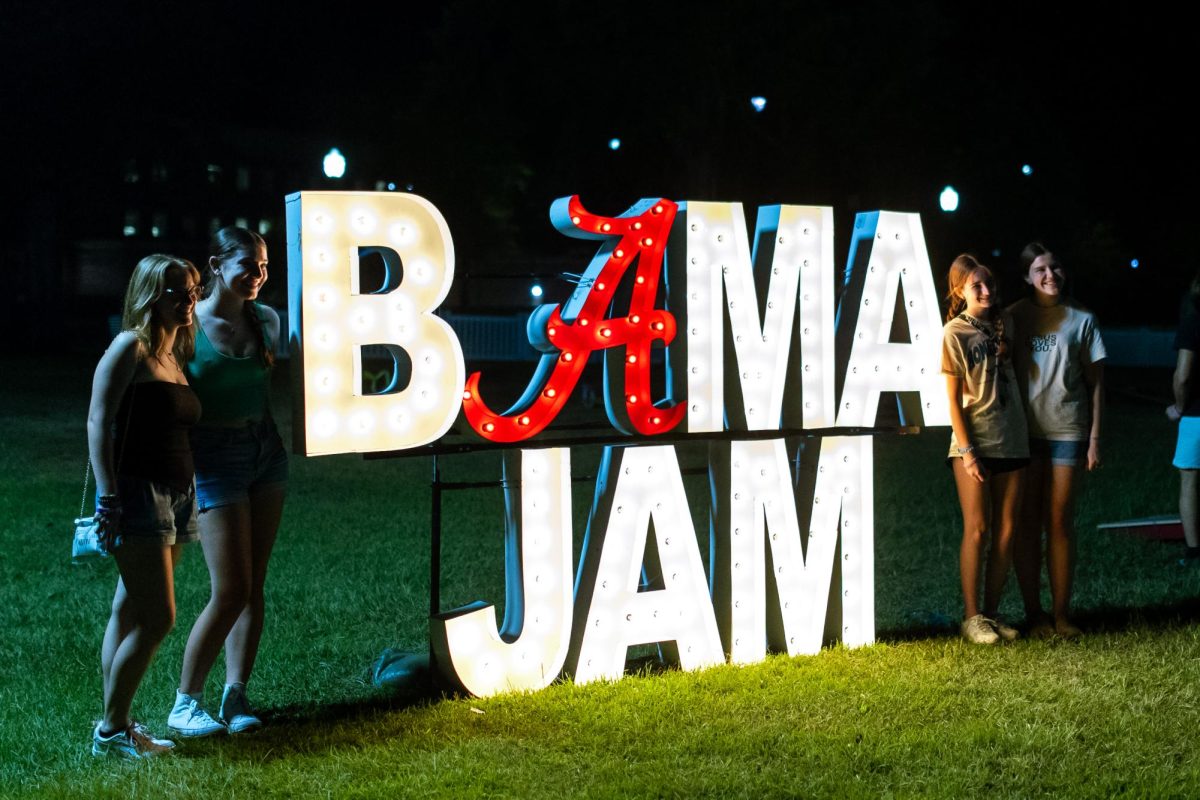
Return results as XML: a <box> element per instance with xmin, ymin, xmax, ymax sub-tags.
<box><xmin>87</xmin><ymin>255</ymin><xmax>202</xmax><ymax>758</ymax></box>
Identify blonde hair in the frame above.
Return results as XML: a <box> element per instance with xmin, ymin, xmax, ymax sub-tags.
<box><xmin>121</xmin><ymin>254</ymin><xmax>201</xmax><ymax>363</ymax></box>
<box><xmin>944</xmin><ymin>254</ymin><xmax>997</xmax><ymax>322</ymax></box>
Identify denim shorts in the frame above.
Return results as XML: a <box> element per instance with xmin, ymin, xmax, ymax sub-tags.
<box><xmin>1174</xmin><ymin>417</ymin><xmax>1200</xmax><ymax>470</ymax></box>
<box><xmin>113</xmin><ymin>475</ymin><xmax>199</xmax><ymax>547</ymax></box>
<box><xmin>191</xmin><ymin>418</ymin><xmax>289</xmax><ymax>512</ymax></box>
<box><xmin>1030</xmin><ymin>438</ymin><xmax>1088</xmax><ymax>468</ymax></box>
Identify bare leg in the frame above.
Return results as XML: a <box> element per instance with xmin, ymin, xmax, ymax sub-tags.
<box><xmin>101</xmin><ymin>577</ymin><xmax>129</xmax><ymax>700</ymax></box>
<box><xmin>1014</xmin><ymin>457</ymin><xmax>1048</xmax><ymax>620</ymax></box>
<box><xmin>102</xmin><ymin>546</ymin><xmax>184</xmax><ymax>701</ymax></box>
<box><xmin>101</xmin><ymin>543</ymin><xmax>180</xmax><ymax>733</ymax></box>
<box><xmin>1045</xmin><ymin>463</ymin><xmax>1083</xmax><ymax>634</ymax></box>
<box><xmin>983</xmin><ymin>468</ymin><xmax>1025</xmax><ymax>616</ymax></box>
<box><xmin>951</xmin><ymin>458</ymin><xmax>990</xmax><ymax>620</ymax></box>
<box><xmin>225</xmin><ymin>485</ymin><xmax>285</xmax><ymax>684</ymax></box>
<box><xmin>178</xmin><ymin>503</ymin><xmax>252</xmax><ymax>696</ymax></box>
<box><xmin>1181</xmin><ymin>470</ymin><xmax>1199</xmax><ymax>549</ymax></box>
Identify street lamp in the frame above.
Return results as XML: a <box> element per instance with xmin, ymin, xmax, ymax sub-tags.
<box><xmin>323</xmin><ymin>148</ymin><xmax>346</xmax><ymax>179</ymax></box>
<box><xmin>939</xmin><ymin>185</ymin><xmax>959</xmax><ymax>213</ymax></box>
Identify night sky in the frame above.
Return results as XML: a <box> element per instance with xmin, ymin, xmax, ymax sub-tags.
<box><xmin>6</xmin><ymin>1</ymin><xmax>1191</xmax><ymax>323</ymax></box>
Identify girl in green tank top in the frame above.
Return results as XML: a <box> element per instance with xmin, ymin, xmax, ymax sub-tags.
<box><xmin>173</xmin><ymin>227</ymin><xmax>288</xmax><ymax>737</ymax></box>
<box><xmin>188</xmin><ymin>302</ymin><xmax>272</xmax><ymax>425</ymax></box>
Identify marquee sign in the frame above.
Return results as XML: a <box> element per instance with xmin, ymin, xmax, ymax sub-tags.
<box><xmin>286</xmin><ymin>191</ymin><xmax>949</xmax><ymax>697</ymax></box>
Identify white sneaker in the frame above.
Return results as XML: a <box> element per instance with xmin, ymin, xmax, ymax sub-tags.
<box><xmin>961</xmin><ymin>614</ymin><xmax>1000</xmax><ymax>644</ymax></box>
<box><xmin>167</xmin><ymin>691</ymin><xmax>227</xmax><ymax>737</ymax></box>
<box><xmin>92</xmin><ymin>722</ymin><xmax>175</xmax><ymax>759</ymax></box>
<box><xmin>219</xmin><ymin>682</ymin><xmax>263</xmax><ymax>734</ymax></box>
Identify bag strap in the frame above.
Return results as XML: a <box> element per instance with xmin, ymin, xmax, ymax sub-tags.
<box><xmin>79</xmin><ymin>460</ymin><xmax>91</xmax><ymax>519</ymax></box>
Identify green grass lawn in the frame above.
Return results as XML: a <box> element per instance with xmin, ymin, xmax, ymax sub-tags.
<box><xmin>2</xmin><ymin>356</ymin><xmax>1198</xmax><ymax>798</ymax></box>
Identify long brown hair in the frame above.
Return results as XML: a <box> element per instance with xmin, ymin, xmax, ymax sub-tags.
<box><xmin>206</xmin><ymin>226</ymin><xmax>275</xmax><ymax>368</ymax></box>
<box><xmin>944</xmin><ymin>254</ymin><xmax>997</xmax><ymax>322</ymax></box>
<box><xmin>122</xmin><ymin>254</ymin><xmax>200</xmax><ymax>363</ymax></box>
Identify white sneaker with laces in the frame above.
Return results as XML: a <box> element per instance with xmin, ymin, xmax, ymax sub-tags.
<box><xmin>92</xmin><ymin>722</ymin><xmax>175</xmax><ymax>759</ymax></box>
<box><xmin>961</xmin><ymin>614</ymin><xmax>1000</xmax><ymax>644</ymax></box>
<box><xmin>167</xmin><ymin>691</ymin><xmax>227</xmax><ymax>737</ymax></box>
<box><xmin>219</xmin><ymin>682</ymin><xmax>263</xmax><ymax>734</ymax></box>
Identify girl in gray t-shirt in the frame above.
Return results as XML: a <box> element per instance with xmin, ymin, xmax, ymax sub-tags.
<box><xmin>1009</xmin><ymin>243</ymin><xmax>1106</xmax><ymax>640</ymax></box>
<box><xmin>942</xmin><ymin>255</ymin><xmax>1030</xmax><ymax>645</ymax></box>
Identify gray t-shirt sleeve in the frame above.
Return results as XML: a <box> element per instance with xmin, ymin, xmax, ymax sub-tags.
<box><xmin>941</xmin><ymin>327</ymin><xmax>965</xmax><ymax>377</ymax></box>
<box><xmin>1082</xmin><ymin>313</ymin><xmax>1107</xmax><ymax>364</ymax></box>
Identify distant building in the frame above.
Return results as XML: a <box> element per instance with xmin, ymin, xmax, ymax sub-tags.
<box><xmin>8</xmin><ymin>117</ymin><xmax>405</xmax><ymax>352</ymax></box>
<box><xmin>7</xmin><ymin>115</ymin><xmax>572</xmax><ymax>354</ymax></box>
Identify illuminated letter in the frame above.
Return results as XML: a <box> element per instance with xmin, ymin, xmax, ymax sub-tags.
<box><xmin>286</xmin><ymin>191</ymin><xmax>465</xmax><ymax>455</ymax></box>
<box><xmin>463</xmin><ymin>197</ymin><xmax>683</xmax><ymax>441</ymax></box>
<box><xmin>710</xmin><ymin>436</ymin><xmax>874</xmax><ymax>662</ymax></box>
<box><xmin>670</xmin><ymin>203</ymin><xmax>835</xmax><ymax>432</ymax></box>
<box><xmin>802</xmin><ymin>436</ymin><xmax>875</xmax><ymax>647</ymax></box>
<box><xmin>834</xmin><ymin>211</ymin><xmax>949</xmax><ymax>427</ymax></box>
<box><xmin>568</xmin><ymin>445</ymin><xmax>724</xmax><ymax>683</ymax></box>
<box><xmin>430</xmin><ymin>448</ymin><xmax>573</xmax><ymax>696</ymax></box>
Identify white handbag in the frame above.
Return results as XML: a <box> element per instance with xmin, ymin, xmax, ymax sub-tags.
<box><xmin>71</xmin><ymin>462</ymin><xmax>108</xmax><ymax>564</ymax></box>
<box><xmin>72</xmin><ymin>384</ymin><xmax>134</xmax><ymax>564</ymax></box>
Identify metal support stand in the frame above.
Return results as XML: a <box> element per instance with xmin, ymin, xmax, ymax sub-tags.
<box><xmin>431</xmin><ymin>454</ymin><xmax>442</xmax><ymax>617</ymax></box>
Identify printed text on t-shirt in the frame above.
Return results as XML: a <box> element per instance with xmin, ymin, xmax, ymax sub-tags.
<box><xmin>1029</xmin><ymin>334</ymin><xmax>1057</xmax><ymax>353</ymax></box>
<box><xmin>966</xmin><ymin>339</ymin><xmax>997</xmax><ymax>369</ymax></box>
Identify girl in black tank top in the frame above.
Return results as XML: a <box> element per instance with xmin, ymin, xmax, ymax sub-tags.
<box><xmin>86</xmin><ymin>255</ymin><xmax>203</xmax><ymax>758</ymax></box>
<box><xmin>115</xmin><ymin>382</ymin><xmax>202</xmax><ymax>493</ymax></box>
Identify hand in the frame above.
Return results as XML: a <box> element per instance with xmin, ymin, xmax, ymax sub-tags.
<box><xmin>1087</xmin><ymin>439</ymin><xmax>1102</xmax><ymax>472</ymax></box>
<box><xmin>1167</xmin><ymin>404</ymin><xmax>1183</xmax><ymax>422</ymax></box>
<box><xmin>94</xmin><ymin>508</ymin><xmax>122</xmax><ymax>549</ymax></box>
<box><xmin>964</xmin><ymin>457</ymin><xmax>988</xmax><ymax>483</ymax></box>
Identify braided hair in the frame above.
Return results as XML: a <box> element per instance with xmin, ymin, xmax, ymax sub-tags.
<box><xmin>944</xmin><ymin>254</ymin><xmax>998</xmax><ymax>322</ymax></box>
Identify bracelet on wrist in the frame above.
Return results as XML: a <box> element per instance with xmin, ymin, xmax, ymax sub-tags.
<box><xmin>954</xmin><ymin>444</ymin><xmax>975</xmax><ymax>456</ymax></box>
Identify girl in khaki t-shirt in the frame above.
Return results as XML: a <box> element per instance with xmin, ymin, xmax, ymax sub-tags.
<box><xmin>941</xmin><ymin>255</ymin><xmax>1029</xmax><ymax>646</ymax></box>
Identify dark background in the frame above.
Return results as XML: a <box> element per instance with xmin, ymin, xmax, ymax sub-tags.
<box><xmin>3</xmin><ymin>1</ymin><xmax>1190</xmax><ymax>351</ymax></box>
